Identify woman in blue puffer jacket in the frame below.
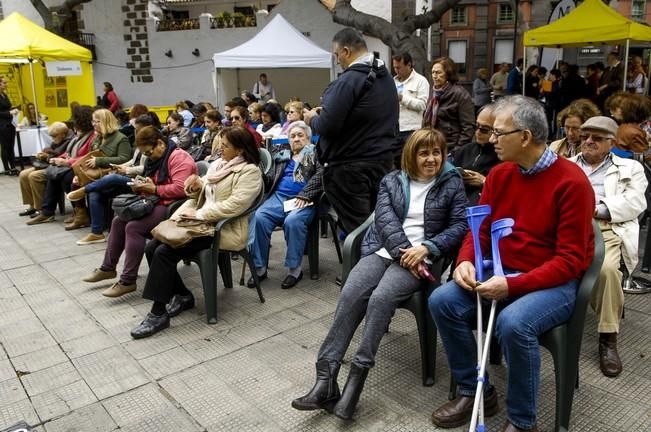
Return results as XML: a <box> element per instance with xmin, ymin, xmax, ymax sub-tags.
<box><xmin>292</xmin><ymin>128</ymin><xmax>468</xmax><ymax>419</ymax></box>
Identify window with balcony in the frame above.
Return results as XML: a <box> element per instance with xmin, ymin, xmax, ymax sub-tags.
<box><xmin>498</xmin><ymin>3</ymin><xmax>514</xmax><ymax>23</ymax></box>
<box><xmin>632</xmin><ymin>0</ymin><xmax>645</xmax><ymax>21</ymax></box>
<box><xmin>450</xmin><ymin>7</ymin><xmax>466</xmax><ymax>25</ymax></box>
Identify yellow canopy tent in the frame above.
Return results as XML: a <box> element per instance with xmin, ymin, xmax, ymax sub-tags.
<box><xmin>524</xmin><ymin>0</ymin><xmax>651</xmax><ymax>91</ymax></box>
<box><xmin>0</xmin><ymin>12</ymin><xmax>94</xmax><ymax>123</ymax></box>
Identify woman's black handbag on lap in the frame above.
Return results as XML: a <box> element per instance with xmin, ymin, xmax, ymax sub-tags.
<box><xmin>111</xmin><ymin>193</ymin><xmax>160</xmax><ymax>221</ymax></box>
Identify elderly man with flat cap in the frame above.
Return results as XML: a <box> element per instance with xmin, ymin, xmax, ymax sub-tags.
<box><xmin>570</xmin><ymin>116</ymin><xmax>647</xmax><ymax>378</ymax></box>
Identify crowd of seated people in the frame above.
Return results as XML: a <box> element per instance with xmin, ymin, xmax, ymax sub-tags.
<box><xmin>10</xmin><ymin>54</ymin><xmax>651</xmax><ymax>431</ymax></box>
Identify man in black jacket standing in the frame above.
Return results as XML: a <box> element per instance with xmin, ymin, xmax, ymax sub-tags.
<box><xmin>304</xmin><ymin>28</ymin><xmax>398</xmax><ymax>234</ymax></box>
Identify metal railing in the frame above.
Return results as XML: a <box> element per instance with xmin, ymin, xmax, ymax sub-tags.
<box><xmin>61</xmin><ymin>32</ymin><xmax>97</xmax><ymax>59</ymax></box>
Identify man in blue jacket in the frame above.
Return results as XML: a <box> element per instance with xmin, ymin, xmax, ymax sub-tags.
<box><xmin>506</xmin><ymin>58</ymin><xmax>523</xmax><ymax>95</ymax></box>
<box><xmin>304</xmin><ymin>28</ymin><xmax>398</xmax><ymax>234</ymax></box>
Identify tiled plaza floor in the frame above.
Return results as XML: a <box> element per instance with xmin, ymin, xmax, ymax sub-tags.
<box><xmin>0</xmin><ymin>175</ymin><xmax>649</xmax><ymax>431</ymax></box>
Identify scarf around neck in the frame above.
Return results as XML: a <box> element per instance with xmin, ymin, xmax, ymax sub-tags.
<box><xmin>423</xmin><ymin>83</ymin><xmax>450</xmax><ymax>127</ymax></box>
<box><xmin>205</xmin><ymin>155</ymin><xmax>246</xmax><ymax>184</ymax></box>
<box><xmin>144</xmin><ymin>139</ymin><xmax>176</xmax><ymax>184</ymax></box>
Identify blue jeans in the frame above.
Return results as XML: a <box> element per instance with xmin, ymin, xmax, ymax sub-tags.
<box><xmin>428</xmin><ymin>273</ymin><xmax>577</xmax><ymax>429</ymax></box>
<box><xmin>85</xmin><ymin>173</ymin><xmax>131</xmax><ymax>234</ymax></box>
<box><xmin>251</xmin><ymin>191</ymin><xmax>315</xmax><ymax>269</ymax></box>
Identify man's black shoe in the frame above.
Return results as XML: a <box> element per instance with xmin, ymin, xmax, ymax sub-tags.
<box><xmin>166</xmin><ymin>294</ymin><xmax>195</xmax><ymax>317</ymax></box>
<box><xmin>19</xmin><ymin>208</ymin><xmax>37</xmax><ymax>217</ymax></box>
<box><xmin>281</xmin><ymin>272</ymin><xmax>303</xmax><ymax>289</ymax></box>
<box><xmin>130</xmin><ymin>312</ymin><xmax>170</xmax><ymax>339</ymax></box>
<box><xmin>247</xmin><ymin>272</ymin><xmax>267</xmax><ymax>288</ymax></box>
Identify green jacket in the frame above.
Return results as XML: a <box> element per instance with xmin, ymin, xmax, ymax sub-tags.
<box><xmin>92</xmin><ymin>131</ymin><xmax>132</xmax><ymax>167</ymax></box>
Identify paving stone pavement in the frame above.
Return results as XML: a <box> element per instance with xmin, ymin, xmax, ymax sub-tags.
<box><xmin>0</xmin><ymin>175</ymin><xmax>650</xmax><ymax>432</ymax></box>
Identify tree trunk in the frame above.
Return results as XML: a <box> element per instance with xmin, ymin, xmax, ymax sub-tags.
<box><xmin>330</xmin><ymin>0</ymin><xmax>461</xmax><ymax>77</ymax></box>
<box><xmin>30</xmin><ymin>0</ymin><xmax>92</xmax><ymax>33</ymax></box>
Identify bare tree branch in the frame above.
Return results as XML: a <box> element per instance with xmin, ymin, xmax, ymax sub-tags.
<box><xmin>29</xmin><ymin>0</ymin><xmax>53</xmax><ymax>29</ymax></box>
<box><xmin>325</xmin><ymin>0</ymin><xmax>462</xmax><ymax>75</ymax></box>
<box><xmin>332</xmin><ymin>0</ymin><xmax>395</xmax><ymax>46</ymax></box>
<box><xmin>401</xmin><ymin>0</ymin><xmax>462</xmax><ymax>33</ymax></box>
<box><xmin>30</xmin><ymin>0</ymin><xmax>92</xmax><ymax>32</ymax></box>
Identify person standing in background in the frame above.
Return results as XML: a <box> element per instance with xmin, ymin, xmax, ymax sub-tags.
<box><xmin>0</xmin><ymin>75</ymin><xmax>18</xmax><ymax>176</ymax></box>
<box><xmin>490</xmin><ymin>63</ymin><xmax>509</xmax><ymax>100</ymax></box>
<box><xmin>506</xmin><ymin>58</ymin><xmax>523</xmax><ymax>95</ymax></box>
<box><xmin>101</xmin><ymin>82</ymin><xmax>120</xmax><ymax>113</ymax></box>
<box><xmin>253</xmin><ymin>73</ymin><xmax>276</xmax><ymax>103</ymax></box>
<box><xmin>304</xmin><ymin>28</ymin><xmax>398</xmax><ymax>235</ymax></box>
<box><xmin>392</xmin><ymin>52</ymin><xmax>430</xmax><ymax>168</ymax></box>
<box><xmin>472</xmin><ymin>68</ymin><xmax>492</xmax><ymax>115</ymax></box>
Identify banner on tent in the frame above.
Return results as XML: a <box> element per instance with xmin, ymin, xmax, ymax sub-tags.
<box><xmin>45</xmin><ymin>61</ymin><xmax>82</xmax><ymax>76</ymax></box>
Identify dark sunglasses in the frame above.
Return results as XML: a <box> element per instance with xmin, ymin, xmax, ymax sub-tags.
<box><xmin>579</xmin><ymin>133</ymin><xmax>610</xmax><ymax>143</ymax></box>
<box><xmin>232</xmin><ymin>116</ymin><xmax>242</xmax><ymax>120</ymax></box>
<box><xmin>475</xmin><ymin>124</ymin><xmax>493</xmax><ymax>134</ymax></box>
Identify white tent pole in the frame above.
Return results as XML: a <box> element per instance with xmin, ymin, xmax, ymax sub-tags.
<box><xmin>623</xmin><ymin>39</ymin><xmax>630</xmax><ymax>91</ymax></box>
<box><xmin>522</xmin><ymin>48</ymin><xmax>527</xmax><ymax>96</ymax></box>
<box><xmin>28</xmin><ymin>58</ymin><xmax>44</xmax><ymax>152</ymax></box>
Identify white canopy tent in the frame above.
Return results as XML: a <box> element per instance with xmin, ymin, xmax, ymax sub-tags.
<box><xmin>212</xmin><ymin>14</ymin><xmax>335</xmax><ymax>107</ymax></box>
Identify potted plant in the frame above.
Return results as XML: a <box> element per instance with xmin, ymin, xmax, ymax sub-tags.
<box><xmin>214</xmin><ymin>13</ymin><xmax>225</xmax><ymax>28</ymax></box>
<box><xmin>233</xmin><ymin>12</ymin><xmax>245</xmax><ymax>27</ymax></box>
<box><xmin>222</xmin><ymin>11</ymin><xmax>232</xmax><ymax>27</ymax></box>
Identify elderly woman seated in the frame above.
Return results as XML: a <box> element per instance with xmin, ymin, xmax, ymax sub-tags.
<box><xmin>80</xmin><ymin>126</ymin><xmax>196</xmax><ymax>297</ymax></box>
<box><xmin>248</xmin><ymin>121</ymin><xmax>322</xmax><ymax>289</ymax></box>
<box><xmin>280</xmin><ymin>101</ymin><xmax>304</xmax><ymax>136</ymax></box>
<box><xmin>19</xmin><ymin>122</ymin><xmax>75</xmax><ymax>216</ymax></box>
<box><xmin>292</xmin><ymin>128</ymin><xmax>467</xmax><ymax>420</ymax></box>
<box><xmin>130</xmin><ymin>126</ymin><xmax>262</xmax><ymax>339</ymax></box>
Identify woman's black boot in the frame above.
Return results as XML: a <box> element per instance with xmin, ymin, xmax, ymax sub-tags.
<box><xmin>333</xmin><ymin>363</ymin><xmax>369</xmax><ymax>420</ymax></box>
<box><xmin>291</xmin><ymin>360</ymin><xmax>340</xmax><ymax>412</ymax></box>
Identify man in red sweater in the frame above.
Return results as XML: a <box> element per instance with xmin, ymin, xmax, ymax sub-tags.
<box><xmin>429</xmin><ymin>95</ymin><xmax>595</xmax><ymax>432</ymax></box>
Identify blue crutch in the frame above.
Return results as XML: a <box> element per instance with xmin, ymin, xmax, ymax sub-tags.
<box><xmin>469</xmin><ymin>217</ymin><xmax>515</xmax><ymax>432</ymax></box>
<box><xmin>465</xmin><ymin>205</ymin><xmax>492</xmax><ymax>430</ymax></box>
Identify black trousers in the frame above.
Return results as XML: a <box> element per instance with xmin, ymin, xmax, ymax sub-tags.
<box><xmin>41</xmin><ymin>169</ymin><xmax>74</xmax><ymax>216</ymax></box>
<box><xmin>142</xmin><ymin>237</ymin><xmax>214</xmax><ymax>304</ymax></box>
<box><xmin>323</xmin><ymin>159</ymin><xmax>392</xmax><ymax>234</ymax></box>
<box><xmin>394</xmin><ymin>131</ymin><xmax>415</xmax><ymax>169</ymax></box>
<box><xmin>0</xmin><ymin>122</ymin><xmax>16</xmax><ymax>171</ymax></box>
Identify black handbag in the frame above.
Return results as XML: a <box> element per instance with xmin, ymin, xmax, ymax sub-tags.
<box><xmin>45</xmin><ymin>164</ymin><xmax>71</xmax><ymax>180</ymax></box>
<box><xmin>111</xmin><ymin>193</ymin><xmax>160</xmax><ymax>221</ymax></box>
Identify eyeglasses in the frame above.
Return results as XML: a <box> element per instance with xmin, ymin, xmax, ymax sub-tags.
<box><xmin>232</xmin><ymin>116</ymin><xmax>242</xmax><ymax>120</ymax></box>
<box><xmin>579</xmin><ymin>133</ymin><xmax>611</xmax><ymax>143</ymax></box>
<box><xmin>475</xmin><ymin>124</ymin><xmax>493</xmax><ymax>134</ymax></box>
<box><xmin>491</xmin><ymin>129</ymin><xmax>523</xmax><ymax>138</ymax></box>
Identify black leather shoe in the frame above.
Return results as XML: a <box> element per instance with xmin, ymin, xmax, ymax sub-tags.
<box><xmin>19</xmin><ymin>208</ymin><xmax>37</xmax><ymax>217</ymax></box>
<box><xmin>281</xmin><ymin>272</ymin><xmax>303</xmax><ymax>289</ymax></box>
<box><xmin>166</xmin><ymin>294</ymin><xmax>195</xmax><ymax>318</ymax></box>
<box><xmin>247</xmin><ymin>272</ymin><xmax>267</xmax><ymax>288</ymax></box>
<box><xmin>130</xmin><ymin>312</ymin><xmax>170</xmax><ymax>339</ymax></box>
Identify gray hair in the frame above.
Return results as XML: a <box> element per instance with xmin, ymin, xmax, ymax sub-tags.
<box><xmin>288</xmin><ymin>121</ymin><xmax>312</xmax><ymax>142</ymax></box>
<box><xmin>495</xmin><ymin>95</ymin><xmax>548</xmax><ymax>144</ymax></box>
<box><xmin>477</xmin><ymin>103</ymin><xmax>496</xmax><ymax>117</ymax></box>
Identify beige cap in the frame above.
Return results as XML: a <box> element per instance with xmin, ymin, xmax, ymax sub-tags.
<box><xmin>580</xmin><ymin>116</ymin><xmax>618</xmax><ymax>137</ymax></box>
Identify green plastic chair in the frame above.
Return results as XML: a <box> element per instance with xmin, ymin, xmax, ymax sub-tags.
<box><xmin>187</xmin><ymin>182</ymin><xmax>266</xmax><ymax>324</ymax></box>
<box><xmin>449</xmin><ymin>220</ymin><xmax>605</xmax><ymax>432</ymax></box>
<box><xmin>341</xmin><ymin>213</ymin><xmax>448</xmax><ymax>387</ymax></box>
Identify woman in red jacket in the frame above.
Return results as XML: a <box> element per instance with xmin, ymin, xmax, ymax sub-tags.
<box><xmin>101</xmin><ymin>82</ymin><xmax>120</xmax><ymax>113</ymax></box>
